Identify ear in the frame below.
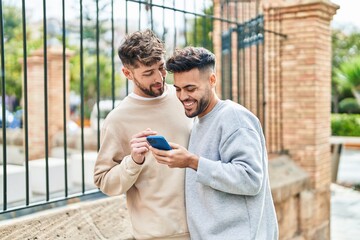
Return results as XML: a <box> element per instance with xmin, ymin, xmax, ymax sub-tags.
<box><xmin>122</xmin><ymin>67</ymin><xmax>133</xmax><ymax>80</ymax></box>
<box><xmin>209</xmin><ymin>73</ymin><xmax>217</xmax><ymax>87</ymax></box>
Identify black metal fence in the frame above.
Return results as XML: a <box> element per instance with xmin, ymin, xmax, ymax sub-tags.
<box><xmin>0</xmin><ymin>0</ymin><xmax>268</xmax><ymax>217</ymax></box>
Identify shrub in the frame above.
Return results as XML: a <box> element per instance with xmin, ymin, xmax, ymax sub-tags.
<box><xmin>339</xmin><ymin>98</ymin><xmax>360</xmax><ymax>113</ymax></box>
<box><xmin>331</xmin><ymin>114</ymin><xmax>360</xmax><ymax>136</ymax></box>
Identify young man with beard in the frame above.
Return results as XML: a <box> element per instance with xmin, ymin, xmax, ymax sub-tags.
<box><xmin>94</xmin><ymin>30</ymin><xmax>192</xmax><ymax>239</ymax></box>
<box><xmin>150</xmin><ymin>47</ymin><xmax>279</xmax><ymax>240</ymax></box>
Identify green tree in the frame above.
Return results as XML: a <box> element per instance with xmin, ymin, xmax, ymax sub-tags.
<box><xmin>67</xmin><ymin>0</ymin><xmax>123</xmax><ymax>118</ymax></box>
<box><xmin>336</xmin><ymin>56</ymin><xmax>360</xmax><ymax>106</ymax></box>
<box><xmin>2</xmin><ymin>5</ymin><xmax>21</xmax><ymax>42</ymax></box>
<box><xmin>1</xmin><ymin>4</ymin><xmax>41</xmax><ymax>104</ymax></box>
<box><xmin>70</xmin><ymin>52</ymin><xmax>122</xmax><ymax>118</ymax></box>
<box><xmin>332</xmin><ymin>27</ymin><xmax>360</xmax><ymax>112</ymax></box>
<box><xmin>186</xmin><ymin>6</ymin><xmax>213</xmax><ymax>51</ymax></box>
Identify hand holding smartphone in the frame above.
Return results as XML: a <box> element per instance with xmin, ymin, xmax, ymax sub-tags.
<box><xmin>146</xmin><ymin>135</ymin><xmax>172</xmax><ymax>150</ymax></box>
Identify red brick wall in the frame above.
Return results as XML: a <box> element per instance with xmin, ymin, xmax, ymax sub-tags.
<box><xmin>214</xmin><ymin>0</ymin><xmax>338</xmax><ymax>239</ymax></box>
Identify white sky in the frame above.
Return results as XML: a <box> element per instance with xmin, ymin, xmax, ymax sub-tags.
<box><xmin>331</xmin><ymin>0</ymin><xmax>360</xmax><ymax>30</ymax></box>
<box><xmin>8</xmin><ymin>0</ymin><xmax>360</xmax><ymax>32</ymax></box>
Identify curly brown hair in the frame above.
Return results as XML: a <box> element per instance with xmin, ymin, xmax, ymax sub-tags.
<box><xmin>117</xmin><ymin>29</ymin><xmax>165</xmax><ymax>68</ymax></box>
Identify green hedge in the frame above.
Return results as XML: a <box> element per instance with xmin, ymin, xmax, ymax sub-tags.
<box><xmin>331</xmin><ymin>114</ymin><xmax>360</xmax><ymax>136</ymax></box>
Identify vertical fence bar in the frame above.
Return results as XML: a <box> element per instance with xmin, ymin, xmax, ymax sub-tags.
<box><xmin>173</xmin><ymin>0</ymin><xmax>176</xmax><ymax>48</ymax></box>
<box><xmin>236</xmin><ymin>1</ymin><xmax>240</xmax><ymax>104</ymax></box>
<box><xmin>162</xmin><ymin>0</ymin><xmax>165</xmax><ymax>42</ymax></box>
<box><xmin>79</xmin><ymin>0</ymin><xmax>85</xmax><ymax>193</ymax></box>
<box><xmin>125</xmin><ymin>0</ymin><xmax>128</xmax><ymax>34</ymax></box>
<box><xmin>203</xmin><ymin>0</ymin><xmax>207</xmax><ymax>48</ymax></box>
<box><xmin>228</xmin><ymin>0</ymin><xmax>233</xmax><ymax>101</ymax></box>
<box><xmin>220</xmin><ymin>2</ymin><xmax>224</xmax><ymax>99</ymax></box>
<box><xmin>241</xmin><ymin>4</ymin><xmax>246</xmax><ymax>106</ymax></box>
<box><xmin>62</xmin><ymin>0</ymin><xmax>68</xmax><ymax>197</ymax></box>
<box><xmin>236</xmin><ymin>25</ymin><xmax>240</xmax><ymax>104</ymax></box>
<box><xmin>210</xmin><ymin>1</ymin><xmax>214</xmax><ymax>52</ymax></box>
<box><xmin>96</xmin><ymin>0</ymin><xmax>100</xmax><ymax>151</ymax></box>
<box><xmin>248</xmin><ymin>3</ymin><xmax>253</xmax><ymax>111</ymax></box>
<box><xmin>261</xmin><ymin>16</ymin><xmax>266</xmax><ymax>136</ymax></box>
<box><xmin>183</xmin><ymin>1</ymin><xmax>188</xmax><ymax>46</ymax></box>
<box><xmin>42</xmin><ymin>0</ymin><xmax>50</xmax><ymax>201</ymax></box>
<box><xmin>277</xmin><ymin>11</ymin><xmax>283</xmax><ymax>152</ymax></box>
<box><xmin>150</xmin><ymin>0</ymin><xmax>153</xmax><ymax>31</ymax></box>
<box><xmin>256</xmin><ymin>17</ymin><xmax>260</xmax><ymax>117</ymax></box>
<box><xmin>111</xmin><ymin>0</ymin><xmax>115</xmax><ymax>107</ymax></box>
<box><xmin>193</xmin><ymin>1</ymin><xmax>197</xmax><ymax>45</ymax></box>
<box><xmin>125</xmin><ymin>0</ymin><xmax>129</xmax><ymax>95</ymax></box>
<box><xmin>21</xmin><ymin>0</ymin><xmax>30</xmax><ymax>206</ymax></box>
<box><xmin>138</xmin><ymin>0</ymin><xmax>142</xmax><ymax>29</ymax></box>
<box><xmin>0</xmin><ymin>0</ymin><xmax>8</xmax><ymax>210</ymax></box>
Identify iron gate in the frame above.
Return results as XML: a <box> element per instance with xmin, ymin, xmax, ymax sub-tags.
<box><xmin>0</xmin><ymin>0</ymin><xmax>283</xmax><ymax>218</ymax></box>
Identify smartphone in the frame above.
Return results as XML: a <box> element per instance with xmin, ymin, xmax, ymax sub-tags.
<box><xmin>146</xmin><ymin>135</ymin><xmax>172</xmax><ymax>150</ymax></box>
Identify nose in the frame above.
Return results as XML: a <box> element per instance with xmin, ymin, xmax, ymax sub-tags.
<box><xmin>155</xmin><ymin>69</ymin><xmax>167</xmax><ymax>82</ymax></box>
<box><xmin>177</xmin><ymin>90</ymin><xmax>188</xmax><ymax>101</ymax></box>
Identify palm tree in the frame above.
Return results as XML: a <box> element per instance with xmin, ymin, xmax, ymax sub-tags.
<box><xmin>336</xmin><ymin>56</ymin><xmax>360</xmax><ymax>105</ymax></box>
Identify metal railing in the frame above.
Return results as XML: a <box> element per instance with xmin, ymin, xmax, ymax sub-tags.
<box><xmin>0</xmin><ymin>0</ymin><xmax>271</xmax><ymax>218</ymax></box>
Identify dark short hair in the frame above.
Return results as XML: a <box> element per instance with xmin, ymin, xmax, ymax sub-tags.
<box><xmin>166</xmin><ymin>46</ymin><xmax>215</xmax><ymax>73</ymax></box>
<box><xmin>117</xmin><ymin>29</ymin><xmax>165</xmax><ymax>68</ymax></box>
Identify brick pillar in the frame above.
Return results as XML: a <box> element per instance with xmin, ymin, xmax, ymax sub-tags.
<box><xmin>264</xmin><ymin>1</ymin><xmax>338</xmax><ymax>239</ymax></box>
<box><xmin>23</xmin><ymin>47</ymin><xmax>73</xmax><ymax>160</ymax></box>
<box><xmin>213</xmin><ymin>0</ymin><xmax>222</xmax><ymax>98</ymax></box>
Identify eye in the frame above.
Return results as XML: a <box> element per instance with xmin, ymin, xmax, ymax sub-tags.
<box><xmin>187</xmin><ymin>87</ymin><xmax>196</xmax><ymax>92</ymax></box>
<box><xmin>143</xmin><ymin>71</ymin><xmax>153</xmax><ymax>77</ymax></box>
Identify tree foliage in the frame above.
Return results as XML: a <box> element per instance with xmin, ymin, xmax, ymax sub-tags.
<box><xmin>186</xmin><ymin>6</ymin><xmax>213</xmax><ymax>51</ymax></box>
<box><xmin>1</xmin><ymin>4</ymin><xmax>41</xmax><ymax>103</ymax></box>
<box><xmin>70</xmin><ymin>52</ymin><xmax>121</xmax><ymax>118</ymax></box>
<box><xmin>332</xmin><ymin>27</ymin><xmax>360</xmax><ymax>112</ymax></box>
<box><xmin>1</xmin><ymin>2</ymin><xmax>123</xmax><ymax>118</ymax></box>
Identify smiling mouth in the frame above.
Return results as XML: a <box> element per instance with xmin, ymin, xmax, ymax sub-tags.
<box><xmin>153</xmin><ymin>83</ymin><xmax>162</xmax><ymax>89</ymax></box>
<box><xmin>183</xmin><ymin>100</ymin><xmax>196</xmax><ymax>110</ymax></box>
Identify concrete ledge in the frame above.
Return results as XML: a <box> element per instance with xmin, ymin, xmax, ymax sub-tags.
<box><xmin>29</xmin><ymin>158</ymin><xmax>73</xmax><ymax>194</ymax></box>
<box><xmin>269</xmin><ymin>155</ymin><xmax>310</xmax><ymax>203</ymax></box>
<box><xmin>0</xmin><ymin>154</ymin><xmax>310</xmax><ymax>240</ymax></box>
<box><xmin>0</xmin><ymin>165</ymin><xmax>31</xmax><ymax>204</ymax></box>
<box><xmin>0</xmin><ymin>195</ymin><xmax>133</xmax><ymax>240</ymax></box>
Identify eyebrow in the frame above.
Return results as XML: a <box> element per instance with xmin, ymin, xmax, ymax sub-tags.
<box><xmin>142</xmin><ymin>63</ymin><xmax>164</xmax><ymax>74</ymax></box>
<box><xmin>174</xmin><ymin>84</ymin><xmax>196</xmax><ymax>89</ymax></box>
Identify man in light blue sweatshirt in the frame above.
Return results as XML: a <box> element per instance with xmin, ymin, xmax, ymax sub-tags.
<box><xmin>150</xmin><ymin>46</ymin><xmax>279</xmax><ymax>240</ymax></box>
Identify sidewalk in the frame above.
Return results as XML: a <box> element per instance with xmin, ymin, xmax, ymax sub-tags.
<box><xmin>331</xmin><ymin>184</ymin><xmax>360</xmax><ymax>240</ymax></box>
<box><xmin>331</xmin><ymin>147</ymin><xmax>360</xmax><ymax>240</ymax></box>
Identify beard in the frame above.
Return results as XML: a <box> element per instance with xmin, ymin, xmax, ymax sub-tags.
<box><xmin>185</xmin><ymin>87</ymin><xmax>211</xmax><ymax>118</ymax></box>
<box><xmin>133</xmin><ymin>77</ymin><xmax>165</xmax><ymax>97</ymax></box>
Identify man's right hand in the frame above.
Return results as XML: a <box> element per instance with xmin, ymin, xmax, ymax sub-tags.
<box><xmin>130</xmin><ymin>128</ymin><xmax>157</xmax><ymax>164</ymax></box>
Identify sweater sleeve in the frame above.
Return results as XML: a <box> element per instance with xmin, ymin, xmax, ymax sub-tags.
<box><xmin>196</xmin><ymin>127</ymin><xmax>264</xmax><ymax>196</ymax></box>
<box><xmin>94</xmin><ymin>125</ymin><xmax>143</xmax><ymax>196</ymax></box>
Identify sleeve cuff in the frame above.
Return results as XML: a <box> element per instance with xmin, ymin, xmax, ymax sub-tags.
<box><xmin>196</xmin><ymin>157</ymin><xmax>216</xmax><ymax>186</ymax></box>
<box><xmin>123</xmin><ymin>155</ymin><xmax>143</xmax><ymax>175</ymax></box>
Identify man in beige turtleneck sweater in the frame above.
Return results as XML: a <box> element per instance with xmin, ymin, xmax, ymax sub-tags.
<box><xmin>94</xmin><ymin>29</ymin><xmax>192</xmax><ymax>240</ymax></box>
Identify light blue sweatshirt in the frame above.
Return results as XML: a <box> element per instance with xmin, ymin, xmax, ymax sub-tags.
<box><xmin>186</xmin><ymin>100</ymin><xmax>278</xmax><ymax>240</ymax></box>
